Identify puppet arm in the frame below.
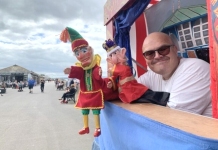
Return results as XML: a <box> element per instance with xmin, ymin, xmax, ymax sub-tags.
<box><xmin>108</xmin><ymin>76</ymin><xmax>117</xmax><ymax>91</ymax></box>
<box><xmin>64</xmin><ymin>68</ymin><xmax>71</xmax><ymax>74</ymax></box>
<box><xmin>68</xmin><ymin>66</ymin><xmax>84</xmax><ymax>79</ymax></box>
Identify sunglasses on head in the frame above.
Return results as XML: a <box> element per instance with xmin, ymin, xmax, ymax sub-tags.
<box><xmin>143</xmin><ymin>45</ymin><xmax>174</xmax><ymax>60</ymax></box>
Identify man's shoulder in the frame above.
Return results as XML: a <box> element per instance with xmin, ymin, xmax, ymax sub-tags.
<box><xmin>180</xmin><ymin>58</ymin><xmax>209</xmax><ymax>70</ymax></box>
<box><xmin>177</xmin><ymin>58</ymin><xmax>210</xmax><ymax>77</ymax></box>
<box><xmin>181</xmin><ymin>58</ymin><xmax>209</xmax><ymax>66</ymax></box>
<box><xmin>137</xmin><ymin>69</ymin><xmax>162</xmax><ymax>82</ymax></box>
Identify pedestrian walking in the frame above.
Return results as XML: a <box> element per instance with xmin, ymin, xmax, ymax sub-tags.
<box><xmin>40</xmin><ymin>80</ymin><xmax>45</xmax><ymax>93</ymax></box>
<box><xmin>28</xmin><ymin>78</ymin><xmax>35</xmax><ymax>93</ymax></box>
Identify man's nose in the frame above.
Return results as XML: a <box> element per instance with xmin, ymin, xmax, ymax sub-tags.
<box><xmin>153</xmin><ymin>51</ymin><xmax>162</xmax><ymax>59</ymax></box>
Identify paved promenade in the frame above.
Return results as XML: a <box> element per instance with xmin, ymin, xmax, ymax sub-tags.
<box><xmin>0</xmin><ymin>82</ymin><xmax>94</xmax><ymax>150</ymax></box>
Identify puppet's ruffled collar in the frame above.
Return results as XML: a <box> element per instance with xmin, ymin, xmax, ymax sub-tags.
<box><xmin>75</xmin><ymin>54</ymin><xmax>101</xmax><ymax>70</ymax></box>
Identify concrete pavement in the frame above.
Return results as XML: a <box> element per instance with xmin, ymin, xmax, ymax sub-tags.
<box><xmin>0</xmin><ymin>82</ymin><xmax>95</xmax><ymax>150</ymax></box>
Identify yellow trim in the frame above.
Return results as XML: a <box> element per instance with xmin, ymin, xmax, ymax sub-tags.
<box><xmin>112</xmin><ymin>65</ymin><xmax>116</xmax><ymax>74</ymax></box>
<box><xmin>119</xmin><ymin>76</ymin><xmax>135</xmax><ymax>86</ymax></box>
<box><xmin>74</xmin><ymin>89</ymin><xmax>104</xmax><ymax>109</ymax></box>
<box><xmin>73</xmin><ymin>44</ymin><xmax>88</xmax><ymax>51</ymax></box>
<box><xmin>75</xmin><ymin>54</ymin><xmax>101</xmax><ymax>70</ymax></box>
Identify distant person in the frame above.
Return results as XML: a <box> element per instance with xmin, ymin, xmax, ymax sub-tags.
<box><xmin>28</xmin><ymin>78</ymin><xmax>35</xmax><ymax>93</ymax></box>
<box><xmin>18</xmin><ymin>82</ymin><xmax>23</xmax><ymax>92</ymax></box>
<box><xmin>59</xmin><ymin>84</ymin><xmax>76</xmax><ymax>103</ymax></box>
<box><xmin>40</xmin><ymin>80</ymin><xmax>45</xmax><ymax>93</ymax></box>
<box><xmin>55</xmin><ymin>79</ymin><xmax>59</xmax><ymax>87</ymax></box>
<box><xmin>70</xmin><ymin>79</ymin><xmax>74</xmax><ymax>87</ymax></box>
<box><xmin>57</xmin><ymin>81</ymin><xmax>64</xmax><ymax>90</ymax></box>
<box><xmin>12</xmin><ymin>81</ymin><xmax>17</xmax><ymax>89</ymax></box>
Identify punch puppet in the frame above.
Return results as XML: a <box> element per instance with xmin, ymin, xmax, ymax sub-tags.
<box><xmin>103</xmin><ymin>39</ymin><xmax>170</xmax><ymax>106</ymax></box>
<box><xmin>60</xmin><ymin>27</ymin><xmax>118</xmax><ymax>137</ymax></box>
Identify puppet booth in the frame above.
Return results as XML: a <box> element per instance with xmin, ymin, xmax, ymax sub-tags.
<box><xmin>92</xmin><ymin>0</ymin><xmax>218</xmax><ymax>150</ymax></box>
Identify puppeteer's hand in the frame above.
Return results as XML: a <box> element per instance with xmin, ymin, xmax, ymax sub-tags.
<box><xmin>64</xmin><ymin>68</ymin><xmax>71</xmax><ymax>74</ymax></box>
<box><xmin>107</xmin><ymin>81</ymin><xmax>112</xmax><ymax>89</ymax></box>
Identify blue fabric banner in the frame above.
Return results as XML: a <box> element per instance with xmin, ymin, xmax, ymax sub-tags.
<box><xmin>93</xmin><ymin>102</ymin><xmax>218</xmax><ymax>150</ymax></box>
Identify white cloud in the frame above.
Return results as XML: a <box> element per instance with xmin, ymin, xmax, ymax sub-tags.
<box><xmin>0</xmin><ymin>0</ymin><xmax>108</xmax><ymax>78</ymax></box>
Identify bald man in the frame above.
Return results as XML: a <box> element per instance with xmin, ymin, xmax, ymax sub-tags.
<box><xmin>137</xmin><ymin>32</ymin><xmax>212</xmax><ymax>117</ymax></box>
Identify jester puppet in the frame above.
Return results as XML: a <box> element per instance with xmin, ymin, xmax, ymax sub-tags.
<box><xmin>103</xmin><ymin>39</ymin><xmax>170</xmax><ymax>106</ymax></box>
<box><xmin>60</xmin><ymin>27</ymin><xmax>118</xmax><ymax>137</ymax></box>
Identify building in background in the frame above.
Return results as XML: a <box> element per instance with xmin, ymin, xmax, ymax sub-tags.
<box><xmin>0</xmin><ymin>64</ymin><xmax>41</xmax><ymax>84</ymax></box>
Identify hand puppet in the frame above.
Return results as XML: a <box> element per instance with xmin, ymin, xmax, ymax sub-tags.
<box><xmin>103</xmin><ymin>39</ymin><xmax>170</xmax><ymax>106</ymax></box>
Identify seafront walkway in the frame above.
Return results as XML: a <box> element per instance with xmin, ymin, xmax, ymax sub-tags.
<box><xmin>0</xmin><ymin>82</ymin><xmax>94</xmax><ymax>150</ymax></box>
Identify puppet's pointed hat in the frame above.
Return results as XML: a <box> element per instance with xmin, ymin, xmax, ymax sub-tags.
<box><xmin>60</xmin><ymin>27</ymin><xmax>89</xmax><ymax>51</ymax></box>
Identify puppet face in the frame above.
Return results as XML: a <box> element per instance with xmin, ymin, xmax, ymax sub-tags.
<box><xmin>109</xmin><ymin>50</ymin><xmax>119</xmax><ymax>64</ymax></box>
<box><xmin>107</xmin><ymin>48</ymin><xmax>126</xmax><ymax>65</ymax></box>
<box><xmin>74</xmin><ymin>46</ymin><xmax>93</xmax><ymax>67</ymax></box>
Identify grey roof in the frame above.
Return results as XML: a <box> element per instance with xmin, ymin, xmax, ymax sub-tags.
<box><xmin>0</xmin><ymin>64</ymin><xmax>38</xmax><ymax>76</ymax></box>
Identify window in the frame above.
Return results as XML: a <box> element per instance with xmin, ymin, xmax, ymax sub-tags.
<box><xmin>196</xmin><ymin>39</ymin><xmax>203</xmax><ymax>46</ymax></box>
<box><xmin>202</xmin><ymin>24</ymin><xmax>208</xmax><ymax>30</ymax></box>
<box><xmin>185</xmin><ymin>35</ymin><xmax>191</xmax><ymax>40</ymax></box>
<box><xmin>203</xmin><ymin>30</ymin><xmax>208</xmax><ymax>36</ymax></box>
<box><xmin>184</xmin><ymin>29</ymin><xmax>190</xmax><ymax>34</ymax></box>
<box><xmin>194</xmin><ymin>32</ymin><xmax>201</xmax><ymax>38</ymax></box>
<box><xmin>187</xmin><ymin>41</ymin><xmax>193</xmax><ymax>47</ymax></box>
<box><xmin>204</xmin><ymin>37</ymin><xmax>209</xmax><ymax>44</ymax></box>
<box><xmin>182</xmin><ymin>42</ymin><xmax>186</xmax><ymax>48</ymax></box>
<box><xmin>194</xmin><ymin>27</ymin><xmax>200</xmax><ymax>32</ymax></box>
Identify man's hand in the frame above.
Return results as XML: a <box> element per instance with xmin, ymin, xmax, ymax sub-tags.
<box><xmin>107</xmin><ymin>81</ymin><xmax>112</xmax><ymax>88</ymax></box>
<box><xmin>64</xmin><ymin>68</ymin><xmax>71</xmax><ymax>74</ymax></box>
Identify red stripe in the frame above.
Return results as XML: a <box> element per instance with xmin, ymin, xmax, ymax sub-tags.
<box><xmin>207</xmin><ymin>0</ymin><xmax>218</xmax><ymax>118</ymax></box>
<box><xmin>150</xmin><ymin>0</ymin><xmax>160</xmax><ymax>5</ymax></box>
<box><xmin>135</xmin><ymin>13</ymin><xmax>147</xmax><ymax>77</ymax></box>
<box><xmin>72</xmin><ymin>39</ymin><xmax>89</xmax><ymax>51</ymax></box>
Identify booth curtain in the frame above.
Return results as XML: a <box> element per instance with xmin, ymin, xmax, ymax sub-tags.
<box><xmin>114</xmin><ymin>0</ymin><xmax>151</xmax><ymax>67</ymax></box>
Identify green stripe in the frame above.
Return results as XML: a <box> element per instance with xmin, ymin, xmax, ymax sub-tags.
<box><xmin>85</xmin><ymin>69</ymin><xmax>92</xmax><ymax>91</ymax></box>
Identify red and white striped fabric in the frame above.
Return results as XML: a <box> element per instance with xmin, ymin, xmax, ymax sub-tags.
<box><xmin>130</xmin><ymin>0</ymin><xmax>161</xmax><ymax>78</ymax></box>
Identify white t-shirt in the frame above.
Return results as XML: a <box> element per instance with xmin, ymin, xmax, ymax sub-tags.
<box><xmin>137</xmin><ymin>58</ymin><xmax>212</xmax><ymax>117</ymax></box>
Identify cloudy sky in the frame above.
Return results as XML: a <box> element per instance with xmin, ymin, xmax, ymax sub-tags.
<box><xmin>0</xmin><ymin>0</ymin><xmax>108</xmax><ymax>78</ymax></box>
